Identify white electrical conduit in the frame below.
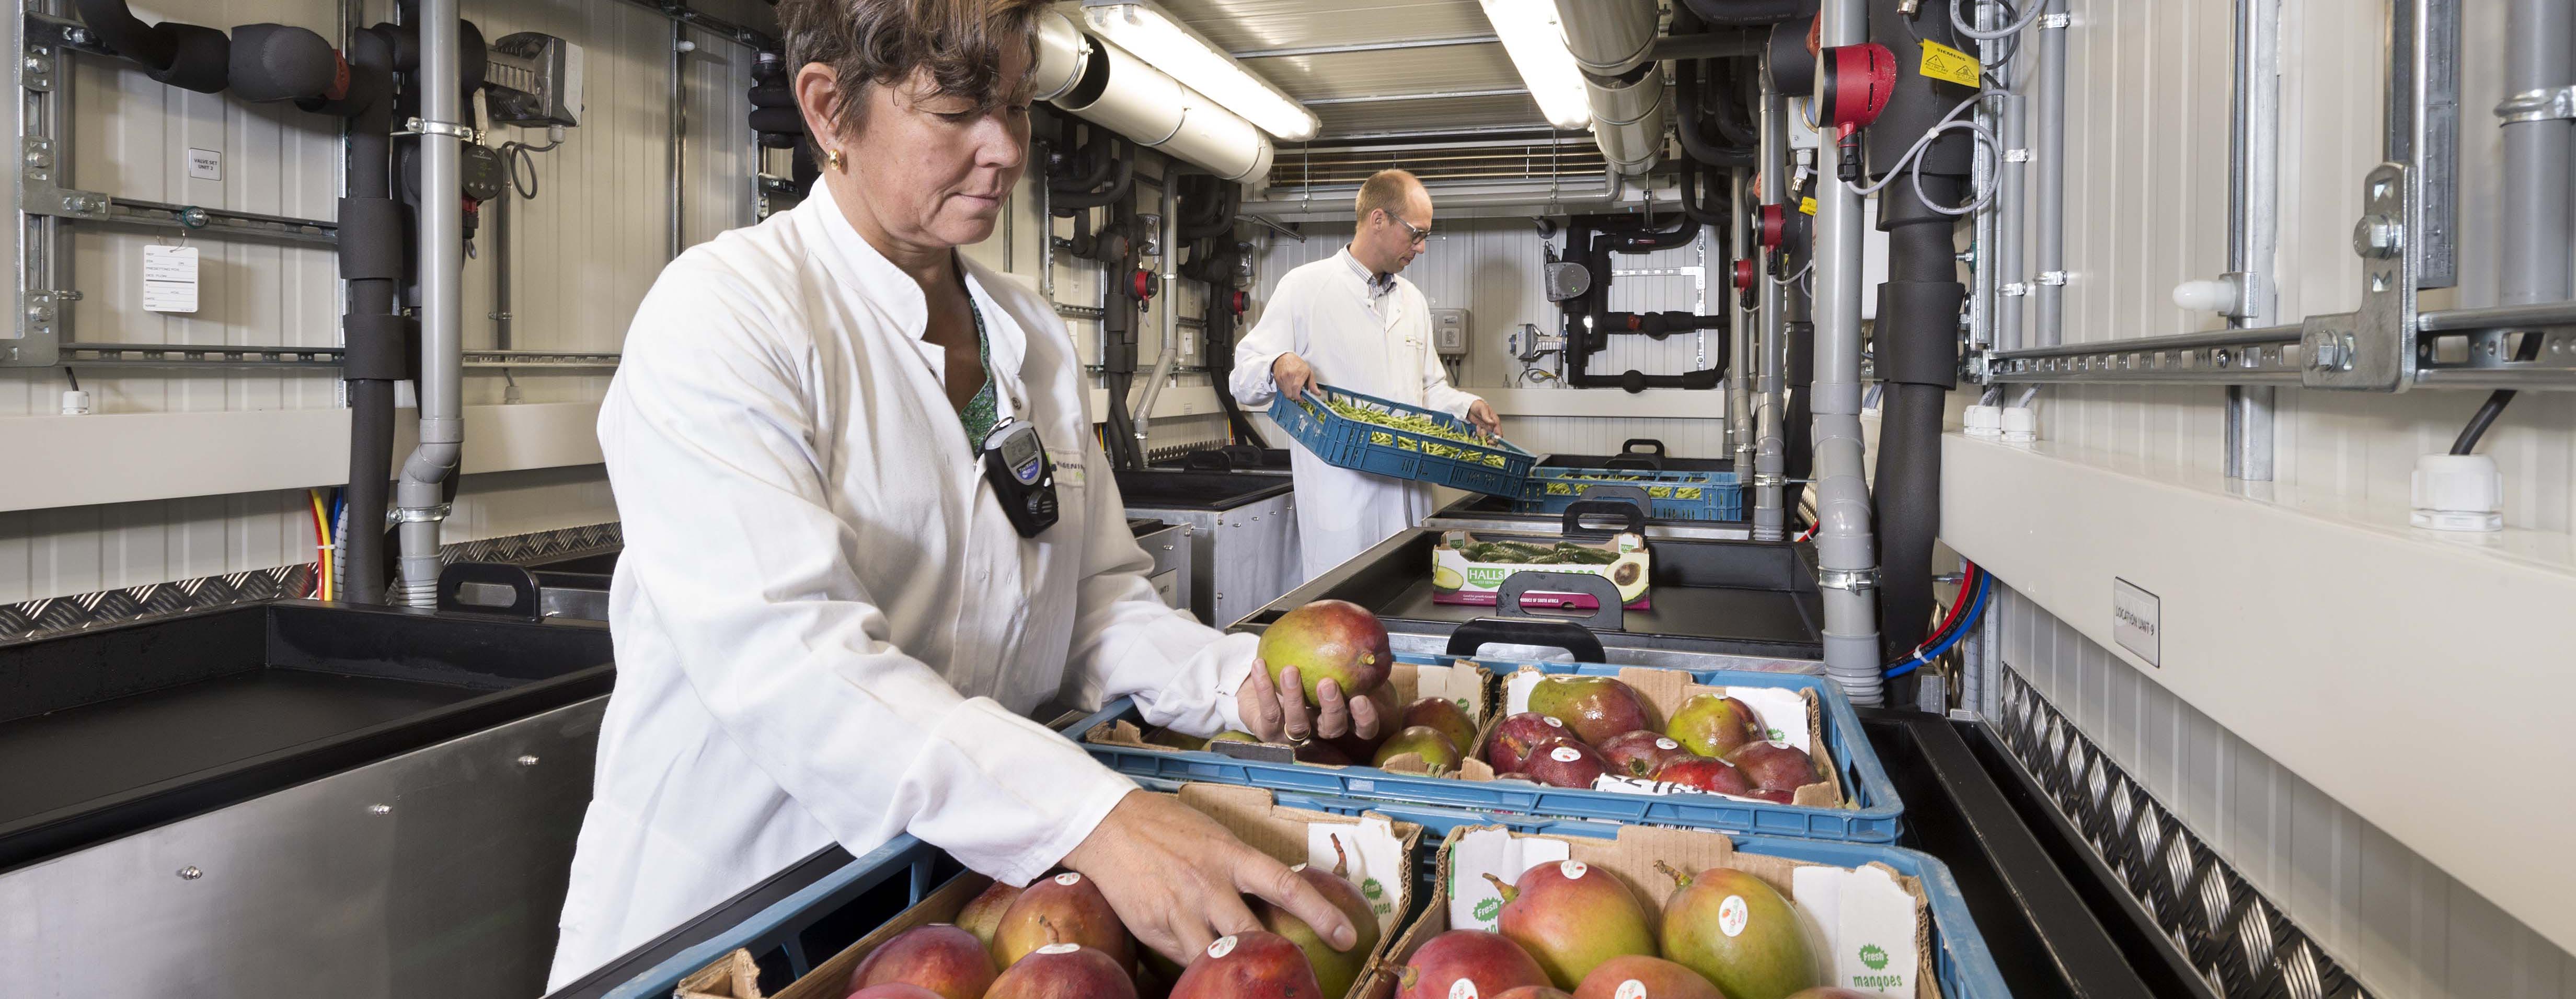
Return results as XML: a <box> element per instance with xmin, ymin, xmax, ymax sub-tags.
<box><xmin>1845</xmin><ymin>93</ymin><xmax>2002</xmax><ymax>216</ymax></box>
<box><xmin>396</xmin><ymin>0</ymin><xmax>465</xmax><ymax>606</ymax></box>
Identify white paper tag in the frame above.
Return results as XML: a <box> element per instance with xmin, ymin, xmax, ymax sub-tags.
<box><xmin>143</xmin><ymin>245</ymin><xmax>199</xmax><ymax>313</ymax></box>
<box><xmin>1445</xmin><ymin>828</ymin><xmax>1569</xmax><ymax>930</ymax></box>
<box><xmin>1503</xmin><ymin>669</ymin><xmax>1548</xmax><ymax>714</ymax></box>
<box><xmin>1588</xmin><ymin>772</ymin><xmax>1775</xmax><ymax>803</ymax></box>
<box><xmin>1723</xmin><ymin>686</ymin><xmax>1812</xmax><ymax>749</ymax></box>
<box><xmin>1792</xmin><ymin>863</ymin><xmax>1919</xmax><ymax>996</ymax></box>
<box><xmin>186</xmin><ymin>147</ymin><xmax>221</xmax><ymax>180</ymax></box>
<box><xmin>1306</xmin><ymin>815</ymin><xmax>1408</xmax><ymax>932</ymax></box>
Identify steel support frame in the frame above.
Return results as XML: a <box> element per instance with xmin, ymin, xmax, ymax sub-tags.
<box><xmin>1976</xmin><ymin>0</ymin><xmax>2576</xmax><ymax>394</ymax></box>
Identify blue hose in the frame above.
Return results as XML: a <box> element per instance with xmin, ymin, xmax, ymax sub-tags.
<box><xmin>1885</xmin><ymin>570</ymin><xmax>1990</xmax><ymax>678</ymax></box>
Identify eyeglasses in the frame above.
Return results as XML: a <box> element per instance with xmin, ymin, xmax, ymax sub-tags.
<box><xmin>1393</xmin><ymin>215</ymin><xmax>1431</xmax><ymax>246</ymax></box>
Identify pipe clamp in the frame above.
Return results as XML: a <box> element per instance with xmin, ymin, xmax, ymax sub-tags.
<box><xmin>2036</xmin><ymin>271</ymin><xmax>2068</xmax><ymax>286</ymax></box>
<box><xmin>2000</xmin><ymin>282</ymin><xmax>2030</xmax><ymax>297</ymax></box>
<box><xmin>2495</xmin><ymin>86</ymin><xmax>2576</xmax><ymax>124</ymax></box>
<box><xmin>402</xmin><ymin>117</ymin><xmax>479</xmax><ymax>141</ymax></box>
<box><xmin>2039</xmin><ymin>13</ymin><xmax>2070</xmax><ymax>29</ymax></box>
<box><xmin>1818</xmin><ymin>568</ymin><xmax>1880</xmax><ymax>593</ymax></box>
<box><xmin>1752</xmin><ymin>473</ymin><xmax>1788</xmax><ymax>488</ymax></box>
<box><xmin>387</xmin><ymin>503</ymin><xmax>453</xmax><ymax>526</ymax></box>
<box><xmin>2003</xmin><ymin>148</ymin><xmax>2032</xmax><ymax>162</ymax></box>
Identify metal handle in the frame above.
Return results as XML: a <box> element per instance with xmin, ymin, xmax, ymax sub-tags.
<box><xmin>435</xmin><ymin>562</ymin><xmax>541</xmax><ymax>619</ymax></box>
<box><xmin>1496</xmin><ymin>571</ymin><xmax>1626</xmax><ymax>631</ymax></box>
<box><xmin>1444</xmin><ymin>618</ymin><xmax>1609</xmax><ymax>663</ymax></box>
<box><xmin>1560</xmin><ymin>498</ymin><xmax>1647</xmax><ymax>538</ymax></box>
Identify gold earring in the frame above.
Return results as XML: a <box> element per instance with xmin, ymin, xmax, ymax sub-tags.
<box><xmin>825</xmin><ymin>147</ymin><xmax>845</xmax><ymax>171</ymax></box>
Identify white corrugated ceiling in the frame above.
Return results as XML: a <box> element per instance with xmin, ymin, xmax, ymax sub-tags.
<box><xmin>1153</xmin><ymin>0</ymin><xmax>1557</xmax><ymax>140</ymax></box>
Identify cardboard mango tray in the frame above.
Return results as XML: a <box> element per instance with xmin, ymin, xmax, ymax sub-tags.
<box><xmin>1077</xmin><ymin>654</ymin><xmax>1905</xmax><ymax>842</ymax></box>
<box><xmin>677</xmin><ymin>784</ymin><xmax>1427</xmax><ymax>999</ymax></box>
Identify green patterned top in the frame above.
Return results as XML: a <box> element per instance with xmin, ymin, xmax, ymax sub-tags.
<box><xmin>958</xmin><ymin>296</ymin><xmax>999</xmax><ymax>452</ymax></box>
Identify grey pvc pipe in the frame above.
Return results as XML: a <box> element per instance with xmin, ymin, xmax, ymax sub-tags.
<box><xmin>2504</xmin><ymin>0</ymin><xmax>2573</xmax><ymax>310</ymax></box>
<box><xmin>1811</xmin><ymin>0</ymin><xmax>1883</xmax><ymax>705</ymax></box>
<box><xmin>2031</xmin><ymin>0</ymin><xmax>2067</xmax><ymax>346</ymax></box>
<box><xmin>1727</xmin><ymin>169</ymin><xmax>1756</xmax><ymax>481</ymax></box>
<box><xmin>397</xmin><ymin>0</ymin><xmax>466</xmax><ymax>607</ymax></box>
<box><xmin>1753</xmin><ymin>82</ymin><xmax>1788</xmax><ymax>542</ymax></box>
<box><xmin>1134</xmin><ymin>167</ymin><xmax>1179</xmax><ymax>454</ymax></box>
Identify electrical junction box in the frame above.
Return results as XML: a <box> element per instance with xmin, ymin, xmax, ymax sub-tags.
<box><xmin>1431</xmin><ymin>308</ymin><xmax>1470</xmax><ymax>357</ymax></box>
<box><xmin>485</xmin><ymin>32</ymin><xmax>584</xmax><ymax>127</ymax></box>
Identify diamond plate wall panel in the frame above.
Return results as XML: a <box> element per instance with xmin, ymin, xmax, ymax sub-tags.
<box><xmin>0</xmin><ymin>521</ymin><xmax>616</xmax><ymax>645</ymax></box>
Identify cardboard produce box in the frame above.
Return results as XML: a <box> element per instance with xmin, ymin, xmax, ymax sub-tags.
<box><xmin>1090</xmin><ymin>658</ymin><xmax>1490</xmax><ymax>770</ymax></box>
<box><xmin>684</xmin><ymin>784</ymin><xmax>1424</xmax><ymax>999</ymax></box>
<box><xmin>1430</xmin><ymin>529</ymin><xmax>1652</xmax><ymax>609</ymax></box>
<box><xmin>1376</xmin><ymin>823</ymin><xmax>1938</xmax><ymax>999</ymax></box>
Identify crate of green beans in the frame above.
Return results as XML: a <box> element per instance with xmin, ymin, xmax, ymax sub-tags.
<box><xmin>1269</xmin><ymin>384</ymin><xmax>1535</xmax><ymax>495</ymax></box>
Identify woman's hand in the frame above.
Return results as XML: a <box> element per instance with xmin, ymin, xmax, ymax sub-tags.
<box><xmin>1059</xmin><ymin>790</ymin><xmax>1359</xmax><ymax>966</ymax></box>
<box><xmin>1235</xmin><ymin>659</ymin><xmax>1383</xmax><ymax>745</ymax></box>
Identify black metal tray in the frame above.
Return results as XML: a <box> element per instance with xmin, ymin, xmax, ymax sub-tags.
<box><xmin>0</xmin><ymin>601</ymin><xmax>613</xmax><ymax>872</ymax></box>
<box><xmin>1233</xmin><ymin>527</ymin><xmax>1822</xmax><ymax>660</ymax></box>
<box><xmin>1115</xmin><ymin>469</ymin><xmax>1295</xmax><ymax>510</ymax></box>
<box><xmin>1860</xmin><ymin>711</ymin><xmax>2215</xmax><ymax>999</ymax></box>
<box><xmin>1539</xmin><ymin>437</ymin><xmax>1732</xmax><ymax>473</ymax></box>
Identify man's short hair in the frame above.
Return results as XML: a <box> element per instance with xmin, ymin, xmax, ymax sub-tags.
<box><xmin>1354</xmin><ymin>169</ymin><xmax>1422</xmax><ymax>225</ymax></box>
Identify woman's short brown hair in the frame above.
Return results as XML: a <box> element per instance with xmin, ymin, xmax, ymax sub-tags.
<box><xmin>778</xmin><ymin>0</ymin><xmax>1048</xmax><ymax>141</ymax></box>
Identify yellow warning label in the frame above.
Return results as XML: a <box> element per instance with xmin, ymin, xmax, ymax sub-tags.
<box><xmin>1919</xmin><ymin>40</ymin><xmax>1981</xmax><ymax>88</ymax></box>
<box><xmin>1799</xmin><ymin>196</ymin><xmax>1817</xmax><ymax>216</ymax></box>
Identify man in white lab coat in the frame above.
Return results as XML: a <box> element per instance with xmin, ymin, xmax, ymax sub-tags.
<box><xmin>1231</xmin><ymin>170</ymin><xmax>1502</xmax><ymax>579</ymax></box>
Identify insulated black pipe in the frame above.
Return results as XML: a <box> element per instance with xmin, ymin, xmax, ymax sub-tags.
<box><xmin>1049</xmin><ymin>124</ymin><xmax>1122</xmax><ymax>197</ymax></box>
<box><xmin>77</xmin><ymin>0</ymin><xmax>231</xmax><ymax>93</ymax></box>
<box><xmin>320</xmin><ymin>26</ymin><xmax>401</xmax><ymax>604</ymax></box>
<box><xmin>1675</xmin><ymin>57</ymin><xmax>1756</xmax><ymax>167</ymax></box>
<box><xmin>1864</xmin><ymin>0</ymin><xmax>1974</xmax><ymax>661</ymax></box>
<box><xmin>1680</xmin><ymin>0</ymin><xmax>1821</xmax><ymax>25</ymax></box>
<box><xmin>1708</xmin><ymin>60</ymin><xmax>1760</xmax><ymax>148</ymax></box>
<box><xmin>1602</xmin><ymin>215</ymin><xmax>1702</xmax><ymax>253</ymax></box>
<box><xmin>1051</xmin><ymin>136</ymin><xmax>1134</xmax><ymax>212</ymax></box>
<box><xmin>227</xmin><ymin>23</ymin><xmax>341</xmax><ymax>103</ymax></box>
<box><xmin>1678</xmin><ymin>165</ymin><xmax>1729</xmax><ymax>226</ymax></box>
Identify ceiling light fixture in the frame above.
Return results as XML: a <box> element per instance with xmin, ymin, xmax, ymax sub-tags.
<box><xmin>1476</xmin><ymin>0</ymin><xmax>1594</xmax><ymax>131</ymax></box>
<box><xmin>1081</xmin><ymin>2</ymin><xmax>1320</xmax><ymax>142</ymax></box>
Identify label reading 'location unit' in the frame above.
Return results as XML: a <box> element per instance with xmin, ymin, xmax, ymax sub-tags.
<box><xmin>2113</xmin><ymin>578</ymin><xmax>2160</xmax><ymax>666</ymax></box>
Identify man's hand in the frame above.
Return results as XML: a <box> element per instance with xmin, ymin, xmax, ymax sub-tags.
<box><xmin>1059</xmin><ymin>791</ymin><xmax>1359</xmax><ymax>966</ymax></box>
<box><xmin>1236</xmin><ymin>659</ymin><xmax>1383</xmax><ymax>744</ymax></box>
<box><xmin>1272</xmin><ymin>353</ymin><xmax>1317</xmax><ymax>401</ymax></box>
<box><xmin>1466</xmin><ymin>399</ymin><xmax>1502</xmax><ymax>438</ymax></box>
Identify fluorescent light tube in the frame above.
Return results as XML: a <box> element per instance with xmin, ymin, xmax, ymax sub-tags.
<box><xmin>1478</xmin><ymin>0</ymin><xmax>1593</xmax><ymax>130</ymax></box>
<box><xmin>1083</xmin><ymin>3</ymin><xmax>1320</xmax><ymax>142</ymax></box>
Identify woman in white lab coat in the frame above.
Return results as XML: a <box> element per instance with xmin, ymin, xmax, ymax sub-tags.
<box><xmin>547</xmin><ymin>0</ymin><xmax>1377</xmax><ymax>986</ymax></box>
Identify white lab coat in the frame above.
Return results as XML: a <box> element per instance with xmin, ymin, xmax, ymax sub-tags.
<box><xmin>547</xmin><ymin>183</ymin><xmax>1258</xmax><ymax>988</ymax></box>
<box><xmin>1232</xmin><ymin>248</ymin><xmax>1485</xmax><ymax>579</ymax></box>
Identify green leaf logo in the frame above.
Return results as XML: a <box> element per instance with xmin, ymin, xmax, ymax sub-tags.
<box><xmin>1362</xmin><ymin>877</ymin><xmax>1385</xmax><ymax>900</ymax></box>
<box><xmin>1767</xmin><ymin>727</ymin><xmax>1786</xmax><ymax>741</ymax></box>
<box><xmin>1473</xmin><ymin>897</ymin><xmax>1502</xmax><ymax>922</ymax></box>
<box><xmin>1859</xmin><ymin>943</ymin><xmax>1890</xmax><ymax>971</ymax></box>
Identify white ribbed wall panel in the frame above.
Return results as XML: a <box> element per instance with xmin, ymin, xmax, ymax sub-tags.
<box><xmin>1246</xmin><ymin>217</ymin><xmax>1732</xmax><ymax>458</ymax></box>
<box><xmin>0</xmin><ymin>0</ymin><xmax>767</xmax><ymax>603</ymax></box>
<box><xmin>2000</xmin><ymin>587</ymin><xmax>2575</xmax><ymax>999</ymax></box>
<box><xmin>2034</xmin><ymin>0</ymin><xmax>2574</xmax><ymax>527</ymax></box>
<box><xmin>1984</xmin><ymin>0</ymin><xmax>2576</xmax><ymax>994</ymax></box>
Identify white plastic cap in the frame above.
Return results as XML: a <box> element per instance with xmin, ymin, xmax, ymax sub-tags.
<box><xmin>1964</xmin><ymin>404</ymin><xmax>2003</xmax><ymax>438</ymax></box>
<box><xmin>59</xmin><ymin>389</ymin><xmax>89</xmax><ymax>415</ymax></box>
<box><xmin>2002</xmin><ymin>406</ymin><xmax>2038</xmax><ymax>443</ymax></box>
<box><xmin>2172</xmin><ymin>277</ymin><xmax>2240</xmax><ymax>314</ymax></box>
<box><xmin>2411</xmin><ymin>453</ymin><xmax>2503</xmax><ymax>531</ymax></box>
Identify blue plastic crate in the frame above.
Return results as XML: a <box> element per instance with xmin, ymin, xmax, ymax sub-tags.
<box><xmin>1516</xmin><ymin>466</ymin><xmax>1747</xmax><ymax>521</ymax></box>
<box><xmin>1075</xmin><ymin>653</ymin><xmax>1905</xmax><ymax>842</ymax></box>
<box><xmin>1197</xmin><ymin>788</ymin><xmax>2007</xmax><ymax>999</ymax></box>
<box><xmin>1270</xmin><ymin>385</ymin><xmax>1535</xmax><ymax>496</ymax></box>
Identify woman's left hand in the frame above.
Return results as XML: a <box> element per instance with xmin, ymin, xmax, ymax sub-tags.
<box><xmin>1236</xmin><ymin>660</ymin><xmax>1383</xmax><ymax>744</ymax></box>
